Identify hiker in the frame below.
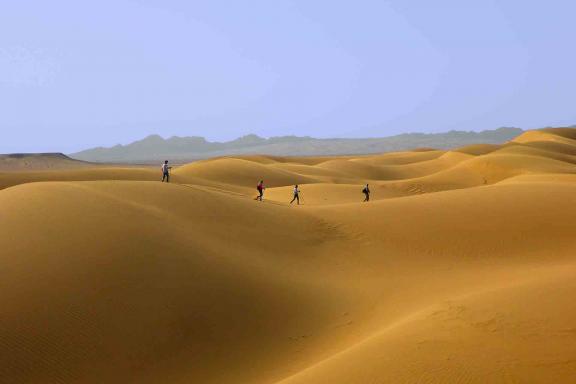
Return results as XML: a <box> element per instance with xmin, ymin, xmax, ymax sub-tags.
<box><xmin>256</xmin><ymin>180</ymin><xmax>265</xmax><ymax>201</ymax></box>
<box><xmin>161</xmin><ymin>160</ymin><xmax>172</xmax><ymax>183</ymax></box>
<box><xmin>362</xmin><ymin>183</ymin><xmax>370</xmax><ymax>202</ymax></box>
<box><xmin>290</xmin><ymin>184</ymin><xmax>300</xmax><ymax>205</ymax></box>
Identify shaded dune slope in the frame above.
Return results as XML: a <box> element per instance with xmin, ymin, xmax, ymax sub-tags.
<box><xmin>0</xmin><ymin>182</ymin><xmax>349</xmax><ymax>383</ymax></box>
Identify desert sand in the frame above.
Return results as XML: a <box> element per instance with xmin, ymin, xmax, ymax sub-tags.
<box><xmin>1</xmin><ymin>127</ymin><xmax>576</xmax><ymax>383</ymax></box>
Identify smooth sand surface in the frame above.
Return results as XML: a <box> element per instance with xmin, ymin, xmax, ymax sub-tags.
<box><xmin>1</xmin><ymin>128</ymin><xmax>576</xmax><ymax>383</ymax></box>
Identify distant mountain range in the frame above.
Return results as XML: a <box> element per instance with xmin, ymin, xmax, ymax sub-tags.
<box><xmin>70</xmin><ymin>127</ymin><xmax>524</xmax><ymax>163</ymax></box>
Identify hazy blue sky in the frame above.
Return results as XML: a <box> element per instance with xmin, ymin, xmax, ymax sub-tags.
<box><xmin>1</xmin><ymin>0</ymin><xmax>575</xmax><ymax>153</ymax></box>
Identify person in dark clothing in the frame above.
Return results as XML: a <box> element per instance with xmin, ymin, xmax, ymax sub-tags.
<box><xmin>161</xmin><ymin>160</ymin><xmax>172</xmax><ymax>182</ymax></box>
<box><xmin>362</xmin><ymin>183</ymin><xmax>370</xmax><ymax>202</ymax></box>
<box><xmin>290</xmin><ymin>185</ymin><xmax>300</xmax><ymax>205</ymax></box>
<box><xmin>256</xmin><ymin>180</ymin><xmax>265</xmax><ymax>201</ymax></box>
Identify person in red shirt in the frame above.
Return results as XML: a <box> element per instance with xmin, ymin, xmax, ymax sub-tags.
<box><xmin>256</xmin><ymin>180</ymin><xmax>265</xmax><ymax>201</ymax></box>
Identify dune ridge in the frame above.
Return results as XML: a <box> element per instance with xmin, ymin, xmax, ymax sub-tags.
<box><xmin>1</xmin><ymin>128</ymin><xmax>576</xmax><ymax>383</ymax></box>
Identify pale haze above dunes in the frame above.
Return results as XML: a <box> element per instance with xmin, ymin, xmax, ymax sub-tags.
<box><xmin>1</xmin><ymin>128</ymin><xmax>576</xmax><ymax>383</ymax></box>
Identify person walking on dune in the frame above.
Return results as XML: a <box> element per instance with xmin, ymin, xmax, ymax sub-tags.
<box><xmin>290</xmin><ymin>184</ymin><xmax>300</xmax><ymax>205</ymax></box>
<box><xmin>362</xmin><ymin>183</ymin><xmax>370</xmax><ymax>202</ymax></box>
<box><xmin>256</xmin><ymin>180</ymin><xmax>265</xmax><ymax>201</ymax></box>
<box><xmin>161</xmin><ymin>160</ymin><xmax>172</xmax><ymax>183</ymax></box>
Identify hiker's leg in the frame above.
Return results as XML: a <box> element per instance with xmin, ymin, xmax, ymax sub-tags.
<box><xmin>296</xmin><ymin>195</ymin><xmax>300</xmax><ymax>205</ymax></box>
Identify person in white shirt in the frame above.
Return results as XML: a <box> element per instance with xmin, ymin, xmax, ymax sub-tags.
<box><xmin>161</xmin><ymin>160</ymin><xmax>172</xmax><ymax>183</ymax></box>
<box><xmin>290</xmin><ymin>184</ymin><xmax>300</xmax><ymax>205</ymax></box>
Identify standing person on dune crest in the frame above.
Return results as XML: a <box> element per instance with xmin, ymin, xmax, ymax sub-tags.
<box><xmin>362</xmin><ymin>183</ymin><xmax>370</xmax><ymax>202</ymax></box>
<box><xmin>161</xmin><ymin>160</ymin><xmax>172</xmax><ymax>183</ymax></box>
<box><xmin>290</xmin><ymin>184</ymin><xmax>300</xmax><ymax>205</ymax></box>
<box><xmin>256</xmin><ymin>180</ymin><xmax>265</xmax><ymax>201</ymax></box>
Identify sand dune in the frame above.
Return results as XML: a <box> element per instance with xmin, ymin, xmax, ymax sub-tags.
<box><xmin>174</xmin><ymin>158</ymin><xmax>319</xmax><ymax>188</ymax></box>
<box><xmin>454</xmin><ymin>143</ymin><xmax>502</xmax><ymax>155</ymax></box>
<box><xmin>1</xmin><ymin>128</ymin><xmax>576</xmax><ymax>383</ymax></box>
<box><xmin>278</xmin><ymin>263</ymin><xmax>576</xmax><ymax>384</ymax></box>
<box><xmin>512</xmin><ymin>128</ymin><xmax>576</xmax><ymax>144</ymax></box>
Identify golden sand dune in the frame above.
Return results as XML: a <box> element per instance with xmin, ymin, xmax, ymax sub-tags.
<box><xmin>279</xmin><ymin>263</ymin><xmax>576</xmax><ymax>384</ymax></box>
<box><xmin>512</xmin><ymin>127</ymin><xmax>576</xmax><ymax>144</ymax></box>
<box><xmin>492</xmin><ymin>144</ymin><xmax>576</xmax><ymax>164</ymax></box>
<box><xmin>351</xmin><ymin>149</ymin><xmax>443</xmax><ymax>166</ymax></box>
<box><xmin>174</xmin><ymin>158</ymin><xmax>319</xmax><ymax>188</ymax></box>
<box><xmin>0</xmin><ymin>167</ymin><xmax>160</xmax><ymax>190</ymax></box>
<box><xmin>1</xmin><ymin>128</ymin><xmax>576</xmax><ymax>383</ymax></box>
<box><xmin>454</xmin><ymin>143</ymin><xmax>502</xmax><ymax>155</ymax></box>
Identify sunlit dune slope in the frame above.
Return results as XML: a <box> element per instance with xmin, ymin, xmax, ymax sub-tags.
<box><xmin>453</xmin><ymin>143</ymin><xmax>502</xmax><ymax>155</ymax></box>
<box><xmin>1</xmin><ymin>127</ymin><xmax>576</xmax><ymax>383</ymax></box>
<box><xmin>491</xmin><ymin>144</ymin><xmax>576</xmax><ymax>163</ymax></box>
<box><xmin>0</xmin><ymin>167</ymin><xmax>163</xmax><ymax>190</ymax></box>
<box><xmin>278</xmin><ymin>264</ymin><xmax>576</xmax><ymax>384</ymax></box>
<box><xmin>173</xmin><ymin>157</ymin><xmax>319</xmax><ymax>187</ymax></box>
<box><xmin>512</xmin><ymin>127</ymin><xmax>576</xmax><ymax>144</ymax></box>
<box><xmin>382</xmin><ymin>152</ymin><xmax>576</xmax><ymax>194</ymax></box>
